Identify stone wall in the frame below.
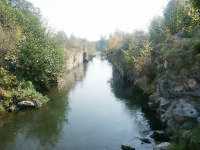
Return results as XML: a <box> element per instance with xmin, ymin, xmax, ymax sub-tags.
<box><xmin>58</xmin><ymin>48</ymin><xmax>91</xmax><ymax>90</ymax></box>
<box><xmin>58</xmin><ymin>63</ymin><xmax>87</xmax><ymax>91</ymax></box>
<box><xmin>64</xmin><ymin>48</ymin><xmax>85</xmax><ymax>72</ymax></box>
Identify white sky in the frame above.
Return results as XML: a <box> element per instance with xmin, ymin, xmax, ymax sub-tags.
<box><xmin>28</xmin><ymin>0</ymin><xmax>169</xmax><ymax>41</ymax></box>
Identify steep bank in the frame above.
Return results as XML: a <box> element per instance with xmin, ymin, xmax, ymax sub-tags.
<box><xmin>105</xmin><ymin>0</ymin><xmax>200</xmax><ymax>148</ymax></box>
<box><xmin>64</xmin><ymin>49</ymin><xmax>85</xmax><ymax>71</ymax></box>
<box><xmin>108</xmin><ymin>48</ymin><xmax>200</xmax><ymax>149</ymax></box>
<box><xmin>58</xmin><ymin>42</ymin><xmax>96</xmax><ymax>89</ymax></box>
<box><xmin>58</xmin><ymin>57</ymin><xmax>87</xmax><ymax>90</ymax></box>
<box><xmin>108</xmin><ymin>47</ymin><xmax>200</xmax><ymax>131</ymax></box>
<box><xmin>64</xmin><ymin>47</ymin><xmax>94</xmax><ymax>72</ymax></box>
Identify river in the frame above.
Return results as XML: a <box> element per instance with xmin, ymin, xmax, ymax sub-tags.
<box><xmin>0</xmin><ymin>57</ymin><xmax>160</xmax><ymax>150</ymax></box>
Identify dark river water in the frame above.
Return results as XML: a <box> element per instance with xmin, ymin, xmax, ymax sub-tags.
<box><xmin>0</xmin><ymin>57</ymin><xmax>160</xmax><ymax>150</ymax></box>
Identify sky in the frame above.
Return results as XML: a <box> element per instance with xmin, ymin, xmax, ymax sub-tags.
<box><xmin>28</xmin><ymin>0</ymin><xmax>169</xmax><ymax>41</ymax></box>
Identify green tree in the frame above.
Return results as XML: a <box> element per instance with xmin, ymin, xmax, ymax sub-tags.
<box><xmin>164</xmin><ymin>0</ymin><xmax>193</xmax><ymax>35</ymax></box>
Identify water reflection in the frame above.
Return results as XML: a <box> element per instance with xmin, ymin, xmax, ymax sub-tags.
<box><xmin>110</xmin><ymin>67</ymin><xmax>162</xmax><ymax>131</ymax></box>
<box><xmin>0</xmin><ymin>63</ymin><xmax>87</xmax><ymax>150</ymax></box>
<box><xmin>0</xmin><ymin>57</ymin><xmax>161</xmax><ymax>150</ymax></box>
<box><xmin>58</xmin><ymin>63</ymin><xmax>88</xmax><ymax>92</ymax></box>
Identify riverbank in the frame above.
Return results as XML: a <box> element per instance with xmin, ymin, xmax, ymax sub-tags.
<box><xmin>0</xmin><ymin>52</ymin><xmax>93</xmax><ymax>113</ymax></box>
<box><xmin>104</xmin><ymin>1</ymin><xmax>200</xmax><ymax>149</ymax></box>
<box><xmin>0</xmin><ymin>57</ymin><xmax>159</xmax><ymax>150</ymax></box>
<box><xmin>107</xmin><ymin>39</ymin><xmax>200</xmax><ymax>149</ymax></box>
<box><xmin>0</xmin><ymin>0</ymin><xmax>96</xmax><ymax>113</ymax></box>
<box><xmin>0</xmin><ymin>67</ymin><xmax>49</xmax><ymax>112</ymax></box>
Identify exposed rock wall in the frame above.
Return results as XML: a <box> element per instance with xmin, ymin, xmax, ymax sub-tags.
<box><xmin>108</xmin><ymin>52</ymin><xmax>200</xmax><ymax>132</ymax></box>
<box><xmin>58</xmin><ymin>63</ymin><xmax>87</xmax><ymax>91</ymax></box>
<box><xmin>58</xmin><ymin>48</ymin><xmax>91</xmax><ymax>90</ymax></box>
<box><xmin>148</xmin><ymin>73</ymin><xmax>200</xmax><ymax>131</ymax></box>
<box><xmin>63</xmin><ymin>47</ymin><xmax>94</xmax><ymax>72</ymax></box>
<box><xmin>64</xmin><ymin>48</ymin><xmax>85</xmax><ymax>72</ymax></box>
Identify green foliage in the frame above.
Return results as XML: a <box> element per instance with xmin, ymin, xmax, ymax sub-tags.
<box><xmin>107</xmin><ymin>0</ymin><xmax>200</xmax><ymax>148</ymax></box>
<box><xmin>0</xmin><ymin>105</ymin><xmax>5</xmax><ymax>112</ymax></box>
<box><xmin>0</xmin><ymin>0</ymin><xmax>97</xmax><ymax>112</ymax></box>
<box><xmin>164</xmin><ymin>0</ymin><xmax>194</xmax><ymax>35</ymax></box>
<box><xmin>16</xmin><ymin>2</ymin><xmax>64</xmax><ymax>89</ymax></box>
<box><xmin>0</xmin><ymin>0</ymin><xmax>68</xmax><ymax>111</ymax></box>
<box><xmin>108</xmin><ymin>31</ymin><xmax>155</xmax><ymax>81</ymax></box>
<box><xmin>0</xmin><ymin>0</ymin><xmax>65</xmax><ymax>90</ymax></box>
<box><xmin>170</xmin><ymin>126</ymin><xmax>200</xmax><ymax>150</ymax></box>
<box><xmin>107</xmin><ymin>0</ymin><xmax>200</xmax><ymax>82</ymax></box>
<box><xmin>0</xmin><ymin>67</ymin><xmax>17</xmax><ymax>89</ymax></box>
<box><xmin>0</xmin><ymin>67</ymin><xmax>49</xmax><ymax>111</ymax></box>
<box><xmin>191</xmin><ymin>0</ymin><xmax>200</xmax><ymax>11</ymax></box>
<box><xmin>13</xmin><ymin>82</ymin><xmax>49</xmax><ymax>104</ymax></box>
<box><xmin>18</xmin><ymin>32</ymin><xmax>64</xmax><ymax>89</ymax></box>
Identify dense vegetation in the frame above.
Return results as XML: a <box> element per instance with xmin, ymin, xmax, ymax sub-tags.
<box><xmin>0</xmin><ymin>0</ymin><xmax>65</xmax><ymax>89</ymax></box>
<box><xmin>0</xmin><ymin>0</ymin><xmax>95</xmax><ymax>112</ymax></box>
<box><xmin>107</xmin><ymin>0</ymin><xmax>200</xmax><ymax>87</ymax></box>
<box><xmin>0</xmin><ymin>0</ymin><xmax>60</xmax><ymax>111</ymax></box>
<box><xmin>104</xmin><ymin>0</ymin><xmax>200</xmax><ymax>149</ymax></box>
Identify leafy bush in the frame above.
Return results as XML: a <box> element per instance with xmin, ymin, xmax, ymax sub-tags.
<box><xmin>0</xmin><ymin>67</ymin><xmax>49</xmax><ymax>111</ymax></box>
<box><xmin>0</xmin><ymin>67</ymin><xmax>17</xmax><ymax>89</ymax></box>
<box><xmin>170</xmin><ymin>126</ymin><xmax>200</xmax><ymax>150</ymax></box>
<box><xmin>0</xmin><ymin>0</ymin><xmax>64</xmax><ymax>90</ymax></box>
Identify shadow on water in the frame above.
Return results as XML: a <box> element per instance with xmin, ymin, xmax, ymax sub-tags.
<box><xmin>110</xmin><ymin>67</ymin><xmax>163</xmax><ymax>131</ymax></box>
<box><xmin>0</xmin><ymin>63</ymin><xmax>88</xmax><ymax>150</ymax></box>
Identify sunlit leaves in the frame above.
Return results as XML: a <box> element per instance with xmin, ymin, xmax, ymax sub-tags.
<box><xmin>0</xmin><ymin>0</ymin><xmax>64</xmax><ymax>90</ymax></box>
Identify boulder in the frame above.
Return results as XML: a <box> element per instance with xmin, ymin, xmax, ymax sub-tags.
<box><xmin>121</xmin><ymin>145</ymin><xmax>135</xmax><ymax>150</ymax></box>
<box><xmin>172</xmin><ymin>99</ymin><xmax>198</xmax><ymax>122</ymax></box>
<box><xmin>17</xmin><ymin>101</ymin><xmax>36</xmax><ymax>109</ymax></box>
<box><xmin>154</xmin><ymin>142</ymin><xmax>170</xmax><ymax>150</ymax></box>
<box><xmin>187</xmin><ymin>79</ymin><xmax>197</xmax><ymax>89</ymax></box>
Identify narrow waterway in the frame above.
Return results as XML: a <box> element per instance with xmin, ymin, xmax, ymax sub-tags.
<box><xmin>0</xmin><ymin>57</ymin><xmax>160</xmax><ymax>150</ymax></box>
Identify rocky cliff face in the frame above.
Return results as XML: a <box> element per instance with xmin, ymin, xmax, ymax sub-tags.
<box><xmin>58</xmin><ymin>63</ymin><xmax>87</xmax><ymax>91</ymax></box>
<box><xmin>58</xmin><ymin>48</ymin><xmax>92</xmax><ymax>90</ymax></box>
<box><xmin>64</xmin><ymin>48</ymin><xmax>85</xmax><ymax>72</ymax></box>
<box><xmin>148</xmin><ymin>71</ymin><xmax>200</xmax><ymax>131</ymax></box>
<box><xmin>63</xmin><ymin>47</ymin><xmax>94</xmax><ymax>72</ymax></box>
<box><xmin>108</xmin><ymin>51</ymin><xmax>200</xmax><ymax>132</ymax></box>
